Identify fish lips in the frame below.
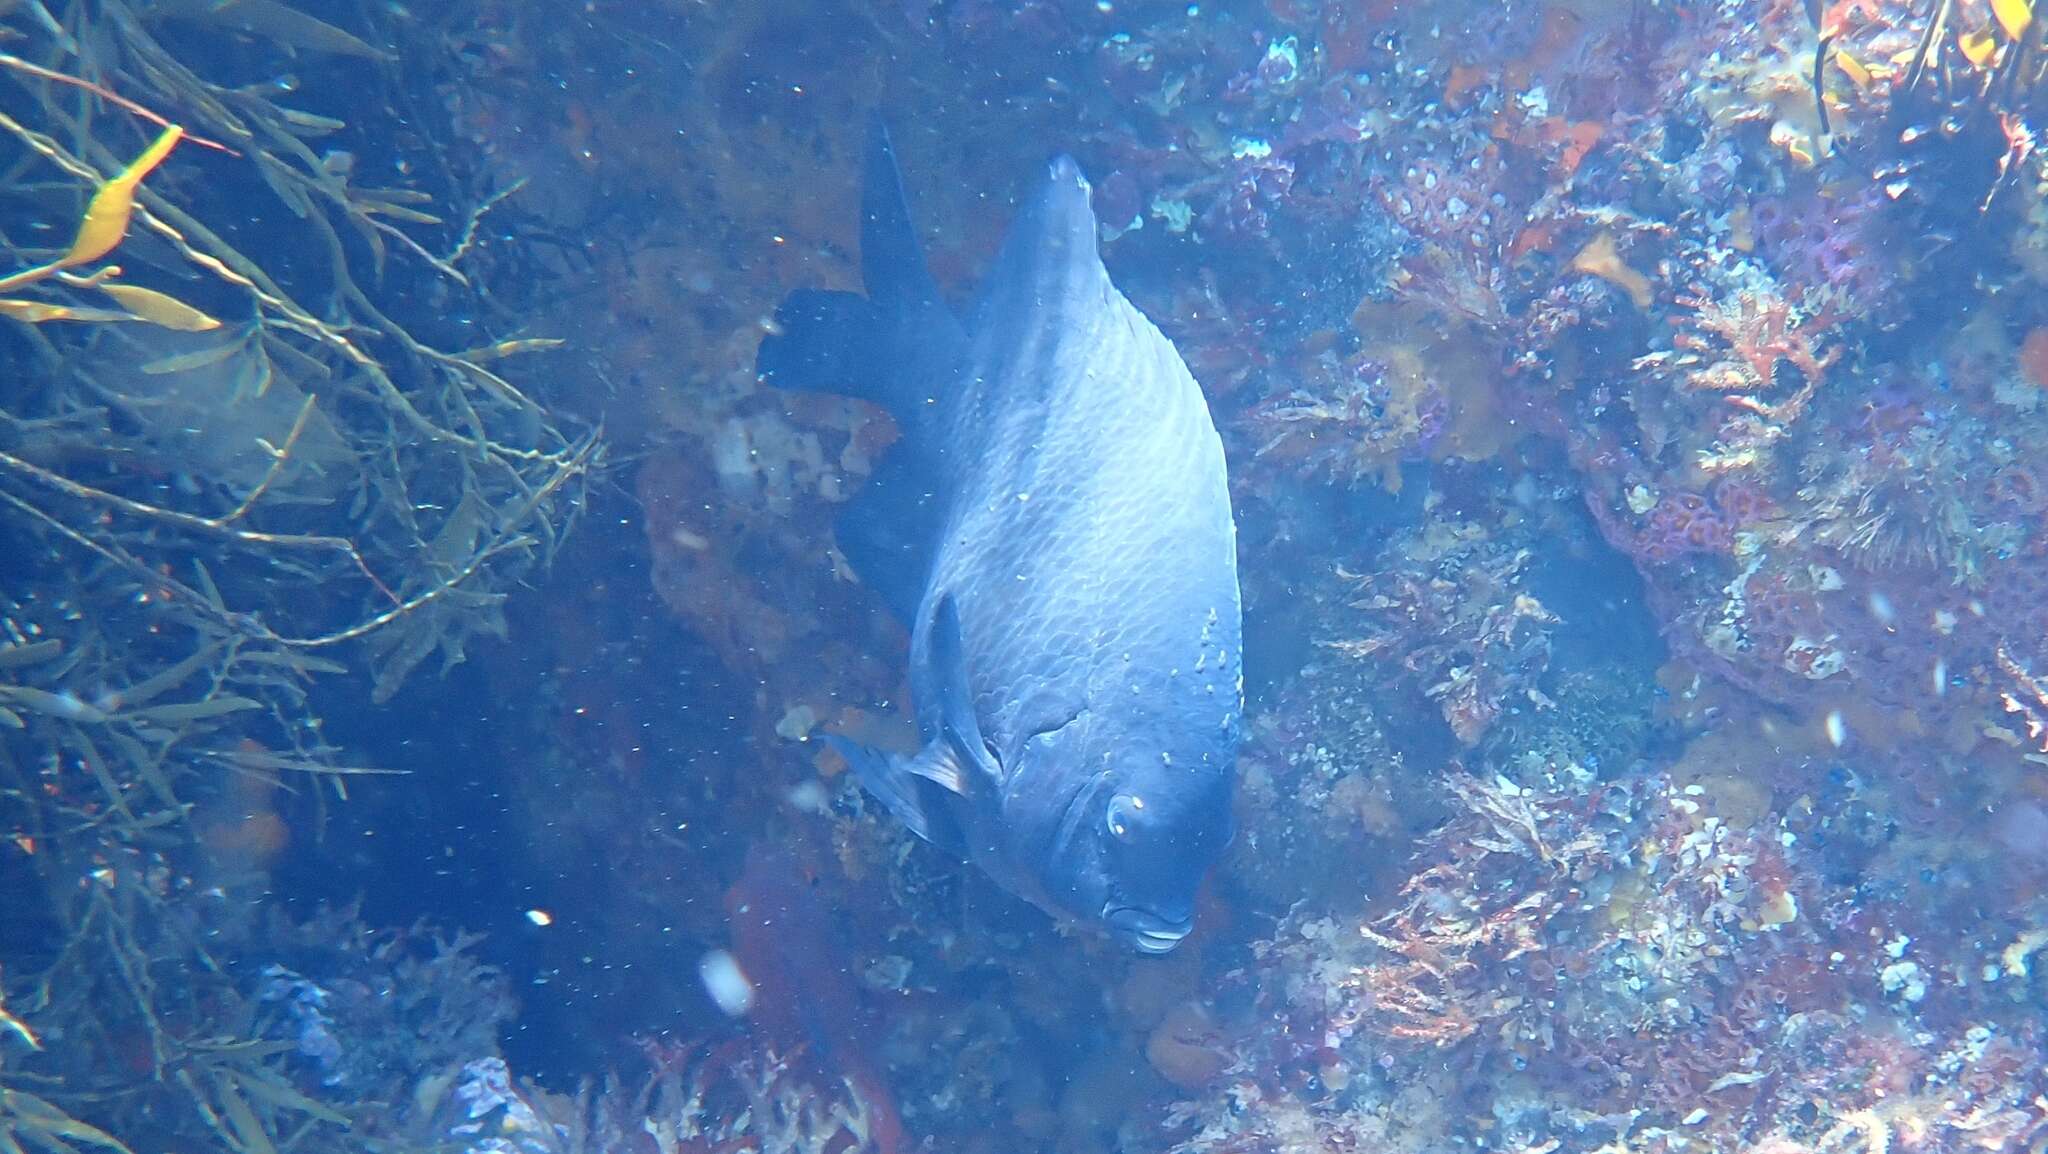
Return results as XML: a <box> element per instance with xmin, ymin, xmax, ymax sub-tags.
<box><xmin>1104</xmin><ymin>905</ymin><xmax>1194</xmax><ymax>955</ymax></box>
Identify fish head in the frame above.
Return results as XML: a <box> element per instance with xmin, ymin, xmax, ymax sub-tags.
<box><xmin>1015</xmin><ymin>721</ymin><xmax>1235</xmax><ymax>955</ymax></box>
<box><xmin>1095</xmin><ymin>754</ymin><xmax>1235</xmax><ymax>954</ymax></box>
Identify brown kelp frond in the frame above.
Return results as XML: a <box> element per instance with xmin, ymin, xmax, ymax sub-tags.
<box><xmin>0</xmin><ymin>5</ymin><xmax>590</xmax><ymax>1154</ymax></box>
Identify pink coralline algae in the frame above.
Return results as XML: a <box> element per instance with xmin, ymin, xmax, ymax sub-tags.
<box><xmin>1326</xmin><ymin>548</ymin><xmax>1558</xmax><ymax>749</ymax></box>
<box><xmin>1632</xmin><ymin>484</ymin><xmax>1772</xmax><ymax>564</ymax></box>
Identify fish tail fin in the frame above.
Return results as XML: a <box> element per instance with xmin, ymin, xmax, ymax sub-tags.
<box><xmin>756</xmin><ymin>288</ymin><xmax>888</xmax><ymax>397</ymax></box>
<box><xmin>860</xmin><ymin>115</ymin><xmax>944</xmax><ymax>318</ymax></box>
<box><xmin>754</xmin><ymin>117</ymin><xmax>951</xmax><ymax>416</ymax></box>
<box><xmin>757</xmin><ymin>116</ymin><xmax>962</xmax><ymax>625</ymax></box>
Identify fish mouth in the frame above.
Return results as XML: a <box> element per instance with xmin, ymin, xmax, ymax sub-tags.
<box><xmin>1105</xmin><ymin>907</ymin><xmax>1193</xmax><ymax>955</ymax></box>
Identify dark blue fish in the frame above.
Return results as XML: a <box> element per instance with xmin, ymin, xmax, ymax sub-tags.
<box><xmin>758</xmin><ymin>122</ymin><xmax>1241</xmax><ymax>954</ymax></box>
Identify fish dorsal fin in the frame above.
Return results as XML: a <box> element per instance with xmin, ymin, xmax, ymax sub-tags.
<box><xmin>862</xmin><ymin>117</ymin><xmax>945</xmax><ymax>318</ymax></box>
<box><xmin>925</xmin><ymin>594</ymin><xmax>1001</xmax><ymax>790</ymax></box>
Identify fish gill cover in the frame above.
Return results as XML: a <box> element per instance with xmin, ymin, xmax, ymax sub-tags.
<box><xmin>3</xmin><ymin>2</ymin><xmax>2048</xmax><ymax>1154</ymax></box>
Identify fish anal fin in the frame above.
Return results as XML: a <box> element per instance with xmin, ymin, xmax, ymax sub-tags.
<box><xmin>836</xmin><ymin>446</ymin><xmax>937</xmax><ymax>624</ymax></box>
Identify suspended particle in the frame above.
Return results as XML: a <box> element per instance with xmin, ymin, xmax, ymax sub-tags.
<box><xmin>698</xmin><ymin>949</ymin><xmax>755</xmax><ymax>1017</ymax></box>
<box><xmin>1824</xmin><ymin>710</ymin><xmax>1848</xmax><ymax>748</ymax></box>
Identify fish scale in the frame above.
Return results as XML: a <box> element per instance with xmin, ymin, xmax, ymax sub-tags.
<box><xmin>757</xmin><ymin>121</ymin><xmax>1242</xmax><ymax>953</ymax></box>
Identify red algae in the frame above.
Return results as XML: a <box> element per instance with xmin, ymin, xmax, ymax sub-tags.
<box><xmin>2021</xmin><ymin>326</ymin><xmax>2048</xmax><ymax>388</ymax></box>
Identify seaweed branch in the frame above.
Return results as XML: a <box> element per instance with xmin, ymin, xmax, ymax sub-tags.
<box><xmin>0</xmin><ymin>437</ymin><xmax>403</xmax><ymax>607</ymax></box>
<box><xmin>0</xmin><ymin>6</ymin><xmax>597</xmax><ymax>1154</ymax></box>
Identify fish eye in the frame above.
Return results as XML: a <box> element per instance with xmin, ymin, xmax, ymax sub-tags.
<box><xmin>1106</xmin><ymin>793</ymin><xmax>1145</xmax><ymax>841</ymax></box>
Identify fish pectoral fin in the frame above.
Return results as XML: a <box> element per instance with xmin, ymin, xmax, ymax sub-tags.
<box><xmin>930</xmin><ymin>594</ymin><xmax>1002</xmax><ymax>785</ymax></box>
<box><xmin>904</xmin><ymin>738</ymin><xmax>969</xmax><ymax>795</ymax></box>
<box><xmin>825</xmin><ymin>735</ymin><xmax>965</xmax><ymax>852</ymax></box>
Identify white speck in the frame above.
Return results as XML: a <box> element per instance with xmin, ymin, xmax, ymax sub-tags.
<box><xmin>698</xmin><ymin>950</ymin><xmax>755</xmax><ymax>1017</ymax></box>
<box><xmin>1932</xmin><ymin>659</ymin><xmax>1948</xmax><ymax>697</ymax></box>
<box><xmin>1867</xmin><ymin>591</ymin><xmax>1896</xmax><ymax>627</ymax></box>
<box><xmin>525</xmin><ymin>909</ymin><xmax>554</xmax><ymax>927</ymax></box>
<box><xmin>1824</xmin><ymin>710</ymin><xmax>1847</xmax><ymax>748</ymax></box>
<box><xmin>775</xmin><ymin>704</ymin><xmax>818</xmax><ymax>741</ymax></box>
<box><xmin>786</xmin><ymin>779</ymin><xmax>830</xmax><ymax>815</ymax></box>
<box><xmin>1683</xmin><ymin>1109</ymin><xmax>1709</xmax><ymax>1126</ymax></box>
<box><xmin>1016</xmin><ymin>492</ymin><xmax>1031</xmax><ymax>502</ymax></box>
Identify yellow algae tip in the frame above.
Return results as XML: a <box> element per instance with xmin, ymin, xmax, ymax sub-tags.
<box><xmin>1755</xmin><ymin>888</ymin><xmax>1799</xmax><ymax>929</ymax></box>
<box><xmin>2002</xmin><ymin>927</ymin><xmax>2048</xmax><ymax>977</ymax></box>
<box><xmin>64</xmin><ymin>124</ymin><xmax>185</xmax><ymax>268</ymax></box>
<box><xmin>1960</xmin><ymin>27</ymin><xmax>1999</xmax><ymax>68</ymax></box>
<box><xmin>1995</xmin><ymin>0</ymin><xmax>2033</xmax><ymax>41</ymax></box>
<box><xmin>1569</xmin><ymin>232</ymin><xmax>1653</xmax><ymax>309</ymax></box>
<box><xmin>1834</xmin><ymin>50</ymin><xmax>1873</xmax><ymax>88</ymax></box>
<box><xmin>0</xmin><ymin>298</ymin><xmax>128</xmax><ymax>324</ymax></box>
<box><xmin>0</xmin><ymin>298</ymin><xmax>80</xmax><ymax>323</ymax></box>
<box><xmin>98</xmin><ymin>283</ymin><xmax>221</xmax><ymax>331</ymax></box>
